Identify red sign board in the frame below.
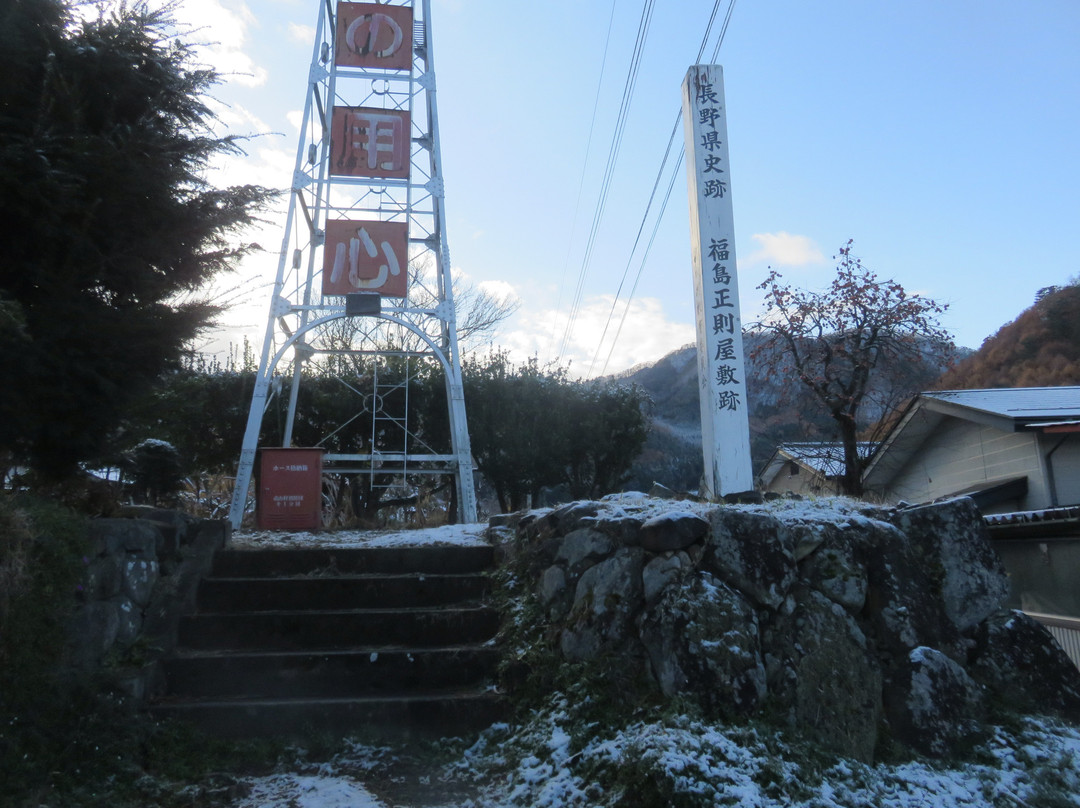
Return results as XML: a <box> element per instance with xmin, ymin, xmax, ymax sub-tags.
<box><xmin>331</xmin><ymin>106</ymin><xmax>410</xmax><ymax>179</ymax></box>
<box><xmin>335</xmin><ymin>2</ymin><xmax>413</xmax><ymax>71</ymax></box>
<box><xmin>323</xmin><ymin>219</ymin><xmax>408</xmax><ymax>298</ymax></box>
<box><xmin>256</xmin><ymin>448</ymin><xmax>324</xmax><ymax>530</ymax></box>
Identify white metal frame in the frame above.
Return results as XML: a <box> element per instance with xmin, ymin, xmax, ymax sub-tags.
<box><xmin>228</xmin><ymin>0</ymin><xmax>477</xmax><ymax>529</ymax></box>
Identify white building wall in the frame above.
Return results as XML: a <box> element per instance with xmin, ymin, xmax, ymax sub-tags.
<box><xmin>1042</xmin><ymin>433</ymin><xmax>1080</xmax><ymax>508</ymax></box>
<box><xmin>885</xmin><ymin>418</ymin><xmax>1045</xmax><ymax>508</ymax></box>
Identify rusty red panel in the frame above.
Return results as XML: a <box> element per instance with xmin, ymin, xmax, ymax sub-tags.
<box><xmin>331</xmin><ymin>106</ymin><xmax>410</xmax><ymax>180</ymax></box>
<box><xmin>322</xmin><ymin>219</ymin><xmax>408</xmax><ymax>298</ymax></box>
<box><xmin>256</xmin><ymin>448</ymin><xmax>324</xmax><ymax>530</ymax></box>
<box><xmin>335</xmin><ymin>2</ymin><xmax>413</xmax><ymax>71</ymax></box>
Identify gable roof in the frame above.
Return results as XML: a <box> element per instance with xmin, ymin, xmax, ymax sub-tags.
<box><xmin>862</xmin><ymin>386</ymin><xmax>1080</xmax><ymax>490</ymax></box>
<box><xmin>921</xmin><ymin>387</ymin><xmax>1080</xmax><ymax>423</ymax></box>
<box><xmin>759</xmin><ymin>442</ymin><xmax>877</xmax><ymax>486</ymax></box>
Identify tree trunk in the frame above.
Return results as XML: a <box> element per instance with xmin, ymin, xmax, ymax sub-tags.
<box><xmin>836</xmin><ymin>413</ymin><xmax>864</xmax><ymax>496</ymax></box>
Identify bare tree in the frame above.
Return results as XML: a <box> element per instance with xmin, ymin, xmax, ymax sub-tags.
<box><xmin>750</xmin><ymin>241</ymin><xmax>952</xmax><ymax>495</ymax></box>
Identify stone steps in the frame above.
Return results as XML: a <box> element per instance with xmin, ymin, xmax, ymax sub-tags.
<box><xmin>155</xmin><ymin>690</ymin><xmax>506</xmax><ymax>739</ymax></box>
<box><xmin>164</xmin><ymin>646</ymin><xmax>502</xmax><ymax>699</ymax></box>
<box><xmin>195</xmin><ymin>573</ymin><xmax>490</xmax><ymax>612</ymax></box>
<box><xmin>176</xmin><ymin>605</ymin><xmax>500</xmax><ymax>651</ymax></box>
<box><xmin>153</xmin><ymin>542</ymin><xmax>504</xmax><ymax>738</ymax></box>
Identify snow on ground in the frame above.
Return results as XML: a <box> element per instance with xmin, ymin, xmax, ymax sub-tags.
<box><xmin>230</xmin><ymin>522</ymin><xmax>491</xmax><ymax>550</ymax></box>
<box><xmin>224</xmin><ymin>710</ymin><xmax>1080</xmax><ymax>808</ymax></box>
<box><xmin>231</xmin><ymin>493</ymin><xmax>893</xmax><ymax>551</ymax></box>
<box><xmin>448</xmin><ymin>706</ymin><xmax>1080</xmax><ymax>808</ymax></box>
<box><xmin>598</xmin><ymin>490</ymin><xmax>892</xmax><ymax>530</ymax></box>
<box><xmin>235</xmin><ymin>774</ymin><xmax>386</xmax><ymax>808</ymax></box>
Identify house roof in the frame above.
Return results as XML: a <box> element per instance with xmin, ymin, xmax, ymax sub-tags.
<box><xmin>862</xmin><ymin>386</ymin><xmax>1080</xmax><ymax>490</ymax></box>
<box><xmin>759</xmin><ymin>442</ymin><xmax>877</xmax><ymax>485</ymax></box>
<box><xmin>921</xmin><ymin>387</ymin><xmax>1080</xmax><ymax>422</ymax></box>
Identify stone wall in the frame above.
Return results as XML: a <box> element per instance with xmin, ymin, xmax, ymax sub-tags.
<box><xmin>68</xmin><ymin>508</ymin><xmax>228</xmax><ymax>700</ymax></box>
<box><xmin>492</xmin><ymin>494</ymin><xmax>1080</xmax><ymax>762</ymax></box>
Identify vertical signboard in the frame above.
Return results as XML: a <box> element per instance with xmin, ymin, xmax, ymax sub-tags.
<box><xmin>681</xmin><ymin>65</ymin><xmax>753</xmax><ymax>498</ymax></box>
<box><xmin>335</xmin><ymin>2</ymin><xmax>413</xmax><ymax>71</ymax></box>
<box><xmin>256</xmin><ymin>448</ymin><xmax>324</xmax><ymax>530</ymax></box>
<box><xmin>331</xmin><ymin>106</ymin><xmax>411</xmax><ymax>180</ymax></box>
<box><xmin>322</xmin><ymin>219</ymin><xmax>408</xmax><ymax>297</ymax></box>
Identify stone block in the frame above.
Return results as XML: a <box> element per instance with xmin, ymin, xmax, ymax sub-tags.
<box><xmin>112</xmin><ymin>595</ymin><xmax>143</xmax><ymax>648</ymax></box>
<box><xmin>90</xmin><ymin>518</ymin><xmax>160</xmax><ymax>560</ymax></box>
<box><xmin>69</xmin><ymin>600</ymin><xmax>119</xmax><ymax>669</ymax></box>
<box><xmin>639</xmin><ymin>572</ymin><xmax>766</xmax><ymax>716</ymax></box>
<box><xmin>642</xmin><ymin>554</ymin><xmax>685</xmax><ymax>605</ymax></box>
<box><xmin>640</xmin><ymin>511</ymin><xmax>708</xmax><ymax>552</ymax></box>
<box><xmin>561</xmin><ymin>547</ymin><xmax>644</xmax><ymax>661</ymax></box>
<box><xmin>968</xmin><ymin>610</ymin><xmax>1080</xmax><ymax>721</ymax></box>
<box><xmin>704</xmin><ymin>508</ymin><xmax>795</xmax><ymax>609</ymax></box>
<box><xmin>123</xmin><ymin>558</ymin><xmax>159</xmax><ymax>607</ymax></box>
<box><xmin>555</xmin><ymin>528</ymin><xmax>614</xmax><ymax>571</ymax></box>
<box><xmin>84</xmin><ymin>553</ymin><xmax>124</xmax><ymax>600</ymax></box>
<box><xmin>890</xmin><ymin>498</ymin><xmax>1010</xmax><ymax>633</ymax></box>
<box><xmin>883</xmin><ymin>646</ymin><xmax>985</xmax><ymax>758</ymax></box>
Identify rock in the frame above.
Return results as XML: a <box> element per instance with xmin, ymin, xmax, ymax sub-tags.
<box><xmin>141</xmin><ymin>508</ymin><xmax>197</xmax><ymax>549</ymax></box>
<box><xmin>551</xmin><ymin>501</ymin><xmax>602</xmax><ymax>534</ymax></box>
<box><xmin>860</xmin><ymin>519</ymin><xmax>964</xmax><ymax>661</ymax></box>
<box><xmin>69</xmin><ymin>601</ymin><xmax>119</xmax><ymax>668</ymax></box>
<box><xmin>640</xmin><ymin>511</ymin><xmax>709</xmax><ymax>552</ymax></box>
<box><xmin>642</xmin><ymin>554</ymin><xmax>686</xmax><ymax>605</ymax></box>
<box><xmin>704</xmin><ymin>508</ymin><xmax>795</xmax><ymax>609</ymax></box>
<box><xmin>782</xmin><ymin>590</ymin><xmax>881</xmax><ymax>763</ymax></box>
<box><xmin>538</xmin><ymin>565</ymin><xmax>569</xmax><ymax>611</ymax></box>
<box><xmin>788</xmin><ymin>522</ymin><xmax>827</xmax><ymax>562</ymax></box>
<box><xmin>639</xmin><ymin>572</ymin><xmax>766</xmax><ymax>716</ymax></box>
<box><xmin>561</xmin><ymin>547</ymin><xmax>645</xmax><ymax>662</ymax></box>
<box><xmin>555</xmin><ymin>528</ymin><xmax>614</xmax><ymax>571</ymax></box>
<box><xmin>721</xmin><ymin>490</ymin><xmax>764</xmax><ymax>505</ymax></box>
<box><xmin>84</xmin><ymin>553</ymin><xmax>124</xmax><ymax>600</ymax></box>
<box><xmin>89</xmin><ymin>519</ymin><xmax>160</xmax><ymax>560</ymax></box>
<box><xmin>112</xmin><ymin>596</ymin><xmax>143</xmax><ymax>647</ymax></box>
<box><xmin>584</xmin><ymin>515</ymin><xmax>643</xmax><ymax>547</ymax></box>
<box><xmin>883</xmin><ymin>646</ymin><xmax>985</xmax><ymax>757</ymax></box>
<box><xmin>123</xmin><ymin>558</ymin><xmax>159</xmax><ymax>607</ymax></box>
<box><xmin>648</xmin><ymin>482</ymin><xmax>680</xmax><ymax>500</ymax></box>
<box><xmin>488</xmin><ymin>511</ymin><xmax>525</xmax><ymax>530</ymax></box>
<box><xmin>967</xmin><ymin>610</ymin><xmax>1080</xmax><ymax>720</ymax></box>
<box><xmin>889</xmin><ymin>498</ymin><xmax>1010</xmax><ymax>633</ymax></box>
<box><xmin>799</xmin><ymin>523</ymin><xmax>867</xmax><ymax>612</ymax></box>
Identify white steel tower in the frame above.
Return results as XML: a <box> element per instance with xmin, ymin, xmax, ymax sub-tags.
<box><xmin>228</xmin><ymin>0</ymin><xmax>477</xmax><ymax>529</ymax></box>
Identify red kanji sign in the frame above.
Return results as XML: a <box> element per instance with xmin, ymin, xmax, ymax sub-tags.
<box><xmin>331</xmin><ymin>106</ymin><xmax>410</xmax><ymax>180</ymax></box>
<box><xmin>335</xmin><ymin>2</ymin><xmax>413</xmax><ymax>71</ymax></box>
<box><xmin>322</xmin><ymin>219</ymin><xmax>408</xmax><ymax>298</ymax></box>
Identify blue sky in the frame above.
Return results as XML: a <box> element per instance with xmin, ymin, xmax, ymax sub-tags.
<box><xmin>181</xmin><ymin>0</ymin><xmax>1080</xmax><ymax>376</ymax></box>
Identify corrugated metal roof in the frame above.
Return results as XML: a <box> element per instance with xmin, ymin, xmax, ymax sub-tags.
<box><xmin>925</xmin><ymin>386</ymin><xmax>1080</xmax><ymax>421</ymax></box>
<box><xmin>779</xmin><ymin>442</ymin><xmax>876</xmax><ymax>477</ymax></box>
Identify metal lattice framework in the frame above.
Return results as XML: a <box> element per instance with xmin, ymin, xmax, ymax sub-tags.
<box><xmin>228</xmin><ymin>0</ymin><xmax>477</xmax><ymax>528</ymax></box>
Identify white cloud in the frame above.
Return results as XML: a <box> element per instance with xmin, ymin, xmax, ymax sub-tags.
<box><xmin>498</xmin><ymin>296</ymin><xmax>695</xmax><ymax>379</ymax></box>
<box><xmin>207</xmin><ymin>97</ymin><xmax>271</xmax><ymax>136</ymax></box>
<box><xmin>476</xmin><ymin>279</ymin><xmax>519</xmax><ymax>303</ymax></box>
<box><xmin>745</xmin><ymin>232</ymin><xmax>825</xmax><ymax>267</ymax></box>
<box><xmin>286</xmin><ymin>110</ymin><xmax>305</xmax><ymax>133</ymax></box>
<box><xmin>287</xmin><ymin>22</ymin><xmax>315</xmax><ymax>44</ymax></box>
<box><xmin>171</xmin><ymin>0</ymin><xmax>268</xmax><ymax>87</ymax></box>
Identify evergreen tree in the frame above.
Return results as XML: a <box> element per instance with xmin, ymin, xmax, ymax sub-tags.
<box><xmin>0</xmin><ymin>0</ymin><xmax>274</xmax><ymax>478</ymax></box>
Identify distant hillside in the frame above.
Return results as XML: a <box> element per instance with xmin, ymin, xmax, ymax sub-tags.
<box><xmin>935</xmin><ymin>284</ymin><xmax>1080</xmax><ymax>389</ymax></box>
<box><xmin>613</xmin><ymin>332</ymin><xmax>951</xmax><ymax>491</ymax></box>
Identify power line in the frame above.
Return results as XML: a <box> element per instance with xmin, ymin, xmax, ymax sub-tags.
<box><xmin>588</xmin><ymin>0</ymin><xmax>739</xmax><ymax>378</ymax></box>
<box><xmin>556</xmin><ymin>0</ymin><xmax>657</xmax><ymax>362</ymax></box>
<box><xmin>546</xmin><ymin>0</ymin><xmax>619</xmax><ymax>361</ymax></box>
